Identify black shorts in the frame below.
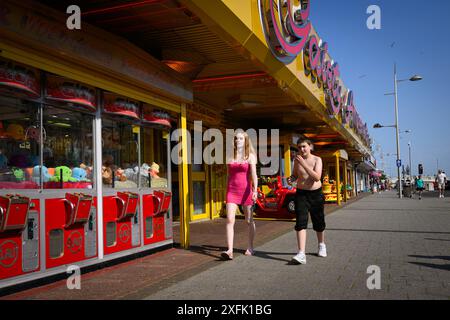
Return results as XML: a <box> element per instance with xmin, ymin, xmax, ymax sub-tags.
<box><xmin>294</xmin><ymin>188</ymin><xmax>325</xmax><ymax>232</ymax></box>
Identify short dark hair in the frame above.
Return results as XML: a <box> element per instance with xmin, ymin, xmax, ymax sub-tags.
<box><xmin>297</xmin><ymin>137</ymin><xmax>313</xmax><ymax>148</ymax></box>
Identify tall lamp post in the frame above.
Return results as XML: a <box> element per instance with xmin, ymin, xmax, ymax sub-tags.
<box><xmin>408</xmin><ymin>141</ymin><xmax>412</xmax><ymax>179</ymax></box>
<box><xmin>374</xmin><ymin>64</ymin><xmax>422</xmax><ymax>198</ymax></box>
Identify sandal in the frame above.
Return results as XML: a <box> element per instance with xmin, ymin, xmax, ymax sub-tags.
<box><xmin>221</xmin><ymin>251</ymin><xmax>233</xmax><ymax>260</ymax></box>
<box><xmin>244</xmin><ymin>249</ymin><xmax>254</xmax><ymax>256</ymax></box>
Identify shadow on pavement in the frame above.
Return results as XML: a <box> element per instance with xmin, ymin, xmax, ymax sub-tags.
<box><xmin>424</xmin><ymin>238</ymin><xmax>450</xmax><ymax>242</ymax></box>
<box><xmin>408</xmin><ymin>262</ymin><xmax>450</xmax><ymax>271</ymax></box>
<box><xmin>409</xmin><ymin>255</ymin><xmax>450</xmax><ymax>261</ymax></box>
<box><xmin>325</xmin><ymin>228</ymin><xmax>450</xmax><ymax>235</ymax></box>
<box><xmin>186</xmin><ymin>244</ymin><xmax>297</xmax><ymax>263</ymax></box>
<box><xmin>408</xmin><ymin>254</ymin><xmax>450</xmax><ymax>271</ymax></box>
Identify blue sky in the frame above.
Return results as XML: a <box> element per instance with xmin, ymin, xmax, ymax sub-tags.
<box><xmin>309</xmin><ymin>0</ymin><xmax>450</xmax><ymax>177</ymax></box>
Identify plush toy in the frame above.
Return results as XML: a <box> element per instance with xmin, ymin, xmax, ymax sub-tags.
<box><xmin>80</xmin><ymin>163</ymin><xmax>93</xmax><ymax>179</ymax></box>
<box><xmin>149</xmin><ymin>162</ymin><xmax>160</xmax><ymax>179</ymax></box>
<box><xmin>102</xmin><ymin>166</ymin><xmax>113</xmax><ymax>185</ymax></box>
<box><xmin>72</xmin><ymin>167</ymin><xmax>89</xmax><ymax>181</ymax></box>
<box><xmin>32</xmin><ymin>165</ymin><xmax>52</xmax><ymax>183</ymax></box>
<box><xmin>12</xmin><ymin>167</ymin><xmax>25</xmax><ymax>181</ymax></box>
<box><xmin>115</xmin><ymin>168</ymin><xmax>127</xmax><ymax>182</ymax></box>
<box><xmin>6</xmin><ymin>124</ymin><xmax>25</xmax><ymax>140</ymax></box>
<box><xmin>51</xmin><ymin>166</ymin><xmax>77</xmax><ymax>182</ymax></box>
<box><xmin>9</xmin><ymin>154</ymin><xmax>28</xmax><ymax>168</ymax></box>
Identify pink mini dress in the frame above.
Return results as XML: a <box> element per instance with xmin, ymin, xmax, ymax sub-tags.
<box><xmin>226</xmin><ymin>161</ymin><xmax>253</xmax><ymax>206</ymax></box>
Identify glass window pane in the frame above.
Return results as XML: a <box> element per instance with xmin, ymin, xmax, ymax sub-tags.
<box><xmin>141</xmin><ymin>127</ymin><xmax>168</xmax><ymax>188</ymax></box>
<box><xmin>193</xmin><ymin>181</ymin><xmax>205</xmax><ymax>215</ymax></box>
<box><xmin>43</xmin><ymin>105</ymin><xmax>94</xmax><ymax>189</ymax></box>
<box><xmin>0</xmin><ymin>97</ymin><xmax>40</xmax><ymax>189</ymax></box>
<box><xmin>49</xmin><ymin>229</ymin><xmax>64</xmax><ymax>258</ymax></box>
<box><xmin>102</xmin><ymin>118</ymin><xmax>139</xmax><ymax>189</ymax></box>
<box><xmin>145</xmin><ymin>217</ymin><xmax>153</xmax><ymax>239</ymax></box>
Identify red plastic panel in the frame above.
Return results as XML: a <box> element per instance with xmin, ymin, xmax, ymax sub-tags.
<box><xmin>45</xmin><ymin>197</ymin><xmax>97</xmax><ymax>269</ymax></box>
<box><xmin>116</xmin><ymin>192</ymin><xmax>138</xmax><ymax>220</ymax></box>
<box><xmin>103</xmin><ymin>196</ymin><xmax>133</xmax><ymax>255</ymax></box>
<box><xmin>0</xmin><ymin>194</ymin><xmax>30</xmax><ymax>232</ymax></box>
<box><xmin>142</xmin><ymin>194</ymin><xmax>165</xmax><ymax>245</ymax></box>
<box><xmin>65</xmin><ymin>193</ymin><xmax>93</xmax><ymax>226</ymax></box>
<box><xmin>0</xmin><ymin>199</ymin><xmax>40</xmax><ymax>280</ymax></box>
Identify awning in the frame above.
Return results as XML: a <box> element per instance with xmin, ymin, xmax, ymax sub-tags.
<box><xmin>356</xmin><ymin>161</ymin><xmax>376</xmax><ymax>173</ymax></box>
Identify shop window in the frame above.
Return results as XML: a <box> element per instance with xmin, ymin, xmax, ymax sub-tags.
<box><xmin>49</xmin><ymin>229</ymin><xmax>64</xmax><ymax>258</ymax></box>
<box><xmin>145</xmin><ymin>217</ymin><xmax>153</xmax><ymax>238</ymax></box>
<box><xmin>102</xmin><ymin>118</ymin><xmax>139</xmax><ymax>188</ymax></box>
<box><xmin>0</xmin><ymin>97</ymin><xmax>41</xmax><ymax>189</ymax></box>
<box><xmin>191</xmin><ymin>130</ymin><xmax>203</xmax><ymax>172</ymax></box>
<box><xmin>42</xmin><ymin>105</ymin><xmax>94</xmax><ymax>189</ymax></box>
<box><xmin>106</xmin><ymin>222</ymin><xmax>116</xmax><ymax>247</ymax></box>
<box><xmin>192</xmin><ymin>181</ymin><xmax>206</xmax><ymax>215</ymax></box>
<box><xmin>141</xmin><ymin>127</ymin><xmax>168</xmax><ymax>188</ymax></box>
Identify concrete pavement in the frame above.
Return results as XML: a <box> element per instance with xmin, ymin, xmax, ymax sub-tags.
<box><xmin>144</xmin><ymin>190</ymin><xmax>450</xmax><ymax>300</ymax></box>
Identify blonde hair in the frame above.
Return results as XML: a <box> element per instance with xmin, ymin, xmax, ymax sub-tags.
<box><xmin>233</xmin><ymin>129</ymin><xmax>256</xmax><ymax>161</ymax></box>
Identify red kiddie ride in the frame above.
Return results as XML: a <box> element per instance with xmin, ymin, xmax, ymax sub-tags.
<box><xmin>252</xmin><ymin>176</ymin><xmax>297</xmax><ymax>220</ymax></box>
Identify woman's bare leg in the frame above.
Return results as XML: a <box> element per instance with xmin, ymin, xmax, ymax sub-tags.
<box><xmin>243</xmin><ymin>205</ymin><xmax>255</xmax><ymax>254</ymax></box>
<box><xmin>225</xmin><ymin>203</ymin><xmax>238</xmax><ymax>255</ymax></box>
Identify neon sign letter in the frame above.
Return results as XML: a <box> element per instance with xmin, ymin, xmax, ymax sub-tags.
<box><xmin>259</xmin><ymin>0</ymin><xmax>312</xmax><ymax>64</ymax></box>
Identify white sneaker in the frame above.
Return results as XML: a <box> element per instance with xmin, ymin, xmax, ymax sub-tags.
<box><xmin>318</xmin><ymin>243</ymin><xmax>327</xmax><ymax>257</ymax></box>
<box><xmin>292</xmin><ymin>252</ymin><xmax>307</xmax><ymax>264</ymax></box>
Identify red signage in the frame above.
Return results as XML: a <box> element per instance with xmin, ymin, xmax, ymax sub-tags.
<box><xmin>119</xmin><ymin>223</ymin><xmax>130</xmax><ymax>244</ymax></box>
<box><xmin>142</xmin><ymin>105</ymin><xmax>172</xmax><ymax>129</ymax></box>
<box><xmin>104</xmin><ymin>93</ymin><xmax>140</xmax><ymax>119</ymax></box>
<box><xmin>259</xmin><ymin>0</ymin><xmax>370</xmax><ymax>147</ymax></box>
<box><xmin>0</xmin><ymin>58</ymin><xmax>40</xmax><ymax>97</ymax></box>
<box><xmin>0</xmin><ymin>240</ymin><xmax>19</xmax><ymax>268</ymax></box>
<box><xmin>46</xmin><ymin>75</ymin><xmax>96</xmax><ymax>111</ymax></box>
<box><xmin>67</xmin><ymin>230</ymin><xmax>83</xmax><ymax>254</ymax></box>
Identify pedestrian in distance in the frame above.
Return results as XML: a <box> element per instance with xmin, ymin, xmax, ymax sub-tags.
<box><xmin>287</xmin><ymin>138</ymin><xmax>326</xmax><ymax>265</ymax></box>
<box><xmin>415</xmin><ymin>175</ymin><xmax>424</xmax><ymax>200</ymax></box>
<box><xmin>435</xmin><ymin>170</ymin><xmax>447</xmax><ymax>198</ymax></box>
<box><xmin>221</xmin><ymin>129</ymin><xmax>258</xmax><ymax>260</ymax></box>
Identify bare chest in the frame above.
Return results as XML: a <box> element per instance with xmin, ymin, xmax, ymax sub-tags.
<box><xmin>298</xmin><ymin>158</ymin><xmax>317</xmax><ymax>176</ymax></box>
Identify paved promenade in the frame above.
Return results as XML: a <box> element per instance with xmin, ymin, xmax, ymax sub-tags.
<box><xmin>2</xmin><ymin>190</ymin><xmax>448</xmax><ymax>300</ymax></box>
<box><xmin>145</xmin><ymin>191</ymin><xmax>450</xmax><ymax>300</ymax></box>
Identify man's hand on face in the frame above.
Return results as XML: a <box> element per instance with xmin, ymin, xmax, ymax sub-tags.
<box><xmin>295</xmin><ymin>155</ymin><xmax>307</xmax><ymax>168</ymax></box>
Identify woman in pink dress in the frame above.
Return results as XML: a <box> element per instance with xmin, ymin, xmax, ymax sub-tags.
<box><xmin>221</xmin><ymin>130</ymin><xmax>258</xmax><ymax>260</ymax></box>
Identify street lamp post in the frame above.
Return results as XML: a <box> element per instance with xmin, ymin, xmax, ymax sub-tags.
<box><xmin>393</xmin><ymin>64</ymin><xmax>402</xmax><ymax>198</ymax></box>
<box><xmin>374</xmin><ymin>64</ymin><xmax>422</xmax><ymax>198</ymax></box>
<box><xmin>408</xmin><ymin>141</ymin><xmax>412</xmax><ymax>179</ymax></box>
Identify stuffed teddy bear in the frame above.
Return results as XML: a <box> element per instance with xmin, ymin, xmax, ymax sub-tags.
<box><xmin>51</xmin><ymin>166</ymin><xmax>77</xmax><ymax>182</ymax></box>
<box><xmin>6</xmin><ymin>124</ymin><xmax>25</xmax><ymax>140</ymax></box>
<box><xmin>32</xmin><ymin>165</ymin><xmax>52</xmax><ymax>184</ymax></box>
<box><xmin>115</xmin><ymin>168</ymin><xmax>127</xmax><ymax>182</ymax></box>
<box><xmin>72</xmin><ymin>167</ymin><xmax>89</xmax><ymax>181</ymax></box>
<box><xmin>149</xmin><ymin>162</ymin><xmax>160</xmax><ymax>179</ymax></box>
<box><xmin>102</xmin><ymin>166</ymin><xmax>113</xmax><ymax>185</ymax></box>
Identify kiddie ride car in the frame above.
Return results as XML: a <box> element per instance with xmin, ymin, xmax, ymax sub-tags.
<box><xmin>248</xmin><ymin>176</ymin><xmax>297</xmax><ymax>220</ymax></box>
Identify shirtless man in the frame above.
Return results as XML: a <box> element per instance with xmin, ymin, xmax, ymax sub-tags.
<box><xmin>287</xmin><ymin>138</ymin><xmax>326</xmax><ymax>264</ymax></box>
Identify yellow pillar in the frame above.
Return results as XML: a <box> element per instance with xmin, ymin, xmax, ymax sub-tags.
<box><xmin>335</xmin><ymin>153</ymin><xmax>341</xmax><ymax>206</ymax></box>
<box><xmin>343</xmin><ymin>161</ymin><xmax>348</xmax><ymax>202</ymax></box>
<box><xmin>284</xmin><ymin>144</ymin><xmax>291</xmax><ymax>177</ymax></box>
<box><xmin>179</xmin><ymin>104</ymin><xmax>190</xmax><ymax>248</ymax></box>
